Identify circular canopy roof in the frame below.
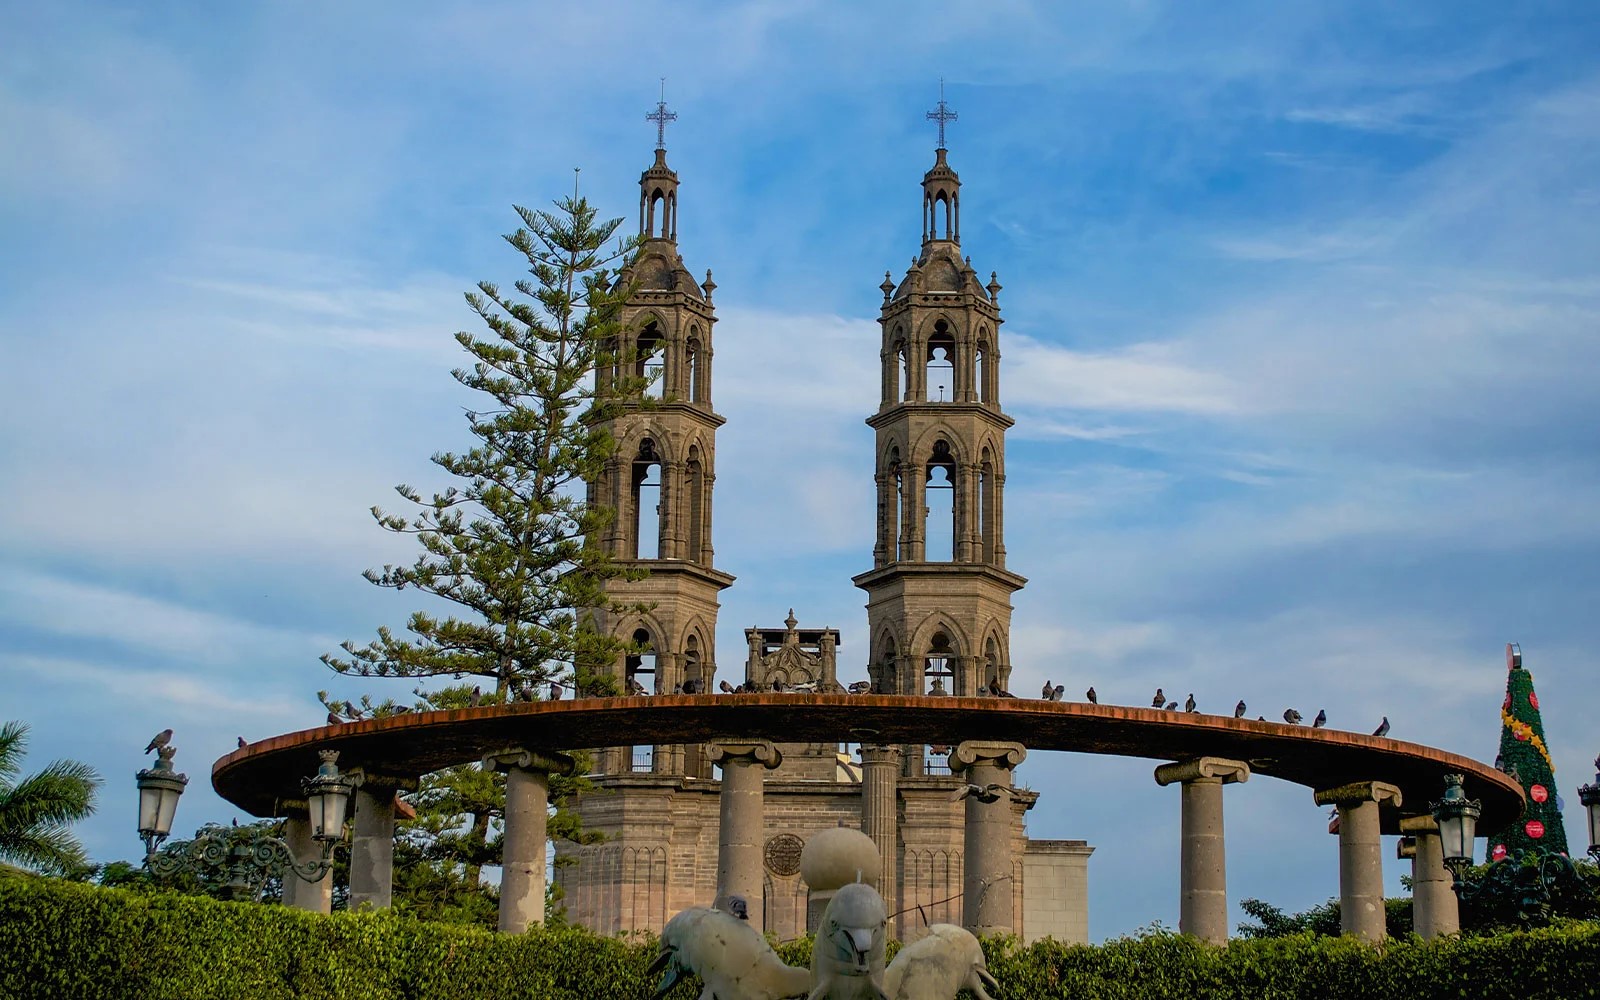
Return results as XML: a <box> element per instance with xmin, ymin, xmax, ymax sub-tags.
<box><xmin>212</xmin><ymin>694</ymin><xmax>1522</xmax><ymax>835</ymax></box>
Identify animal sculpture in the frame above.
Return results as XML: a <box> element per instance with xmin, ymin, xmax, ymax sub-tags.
<box><xmin>649</xmin><ymin>904</ymin><xmax>812</xmax><ymax>1000</ymax></box>
<box><xmin>881</xmin><ymin>924</ymin><xmax>1000</xmax><ymax>1000</ymax></box>
<box><xmin>808</xmin><ymin>881</ymin><xmax>889</xmax><ymax>999</ymax></box>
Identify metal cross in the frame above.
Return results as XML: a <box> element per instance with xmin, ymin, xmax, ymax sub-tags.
<box><xmin>926</xmin><ymin>79</ymin><xmax>957</xmax><ymax>150</ymax></box>
<box><xmin>646</xmin><ymin>78</ymin><xmax>677</xmax><ymax>151</ymax></box>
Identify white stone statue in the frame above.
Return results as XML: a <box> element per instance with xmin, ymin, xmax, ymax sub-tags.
<box><xmin>882</xmin><ymin>924</ymin><xmax>999</xmax><ymax>1000</ymax></box>
<box><xmin>649</xmin><ymin>901</ymin><xmax>812</xmax><ymax>1000</ymax></box>
<box><xmin>807</xmin><ymin>880</ymin><xmax>889</xmax><ymax>1000</ymax></box>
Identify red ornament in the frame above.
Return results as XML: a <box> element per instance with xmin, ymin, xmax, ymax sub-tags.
<box><xmin>1503</xmin><ymin>694</ymin><xmax>1512</xmax><ymax>710</ymax></box>
<box><xmin>1515</xmin><ymin>728</ymin><xmax>1528</xmax><ymax>741</ymax></box>
<box><xmin>1492</xmin><ymin>843</ymin><xmax>1508</xmax><ymax>861</ymax></box>
<box><xmin>1526</xmin><ymin>820</ymin><xmax>1545</xmax><ymax>839</ymax></box>
<box><xmin>1531</xmin><ymin>784</ymin><xmax>1548</xmax><ymax>803</ymax></box>
<box><xmin>1529</xmin><ymin>691</ymin><xmax>1540</xmax><ymax>710</ymax></box>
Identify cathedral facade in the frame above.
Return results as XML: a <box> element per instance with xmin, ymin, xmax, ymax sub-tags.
<box><xmin>555</xmin><ymin>109</ymin><xmax>1092</xmax><ymax>944</ymax></box>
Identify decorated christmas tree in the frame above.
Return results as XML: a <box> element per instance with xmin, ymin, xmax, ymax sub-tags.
<box><xmin>1487</xmin><ymin>643</ymin><xmax>1569</xmax><ymax>860</ymax></box>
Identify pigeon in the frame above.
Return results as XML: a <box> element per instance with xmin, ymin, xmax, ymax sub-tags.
<box><xmin>684</xmin><ymin>678</ymin><xmax>703</xmax><ymax>694</ymax></box>
<box><xmin>1234</xmin><ymin>700</ymin><xmax>1247</xmax><ymax>718</ymax></box>
<box><xmin>1042</xmin><ymin>680</ymin><xmax>1054</xmax><ymax>699</ymax></box>
<box><xmin>236</xmin><ymin>736</ymin><xmax>247</xmax><ymax>749</ymax></box>
<box><xmin>1373</xmin><ymin>716</ymin><xmax>1390</xmax><ymax>737</ymax></box>
<box><xmin>1184</xmin><ymin>693</ymin><xmax>1197</xmax><ymax>713</ymax></box>
<box><xmin>1164</xmin><ymin>701</ymin><xmax>1177</xmax><ymax>711</ymax></box>
<box><xmin>1086</xmin><ymin>686</ymin><xmax>1097</xmax><ymax>704</ymax></box>
<box><xmin>848</xmin><ymin>680</ymin><xmax>872</xmax><ymax>694</ymax></box>
<box><xmin>988</xmin><ymin>678</ymin><xmax>1016</xmax><ymax>698</ymax></box>
<box><xmin>548</xmin><ymin>682</ymin><xmax>562</xmax><ymax>701</ymax></box>
<box><xmin>1507</xmin><ymin>763</ymin><xmax>1522</xmax><ymax>784</ymax></box>
<box><xmin>727</xmin><ymin>895</ymin><xmax>749</xmax><ymax>921</ymax></box>
<box><xmin>468</xmin><ymin>685</ymin><xmax>482</xmax><ymax>707</ymax></box>
<box><xmin>719</xmin><ymin>680</ymin><xmax>735</xmax><ymax>694</ymax></box>
<box><xmin>1283</xmin><ymin>709</ymin><xmax>1303</xmax><ymax>725</ymax></box>
<box><xmin>629</xmin><ymin>677</ymin><xmax>648</xmax><ymax>696</ymax></box>
<box><xmin>517</xmin><ymin>683</ymin><xmax>537</xmax><ymax>702</ymax></box>
<box><xmin>1312</xmin><ymin>709</ymin><xmax>1327</xmax><ymax>729</ymax></box>
<box><xmin>771</xmin><ymin>679</ymin><xmax>786</xmax><ymax>692</ymax></box>
<box><xmin>326</xmin><ymin>711</ymin><xmax>344</xmax><ymax>726</ymax></box>
<box><xmin>143</xmin><ymin>729</ymin><xmax>173</xmax><ymax>754</ymax></box>
<box><xmin>1151</xmin><ymin>688</ymin><xmax>1165</xmax><ymax>707</ymax></box>
<box><xmin>1048</xmin><ymin>685</ymin><xmax>1063</xmax><ymax>701</ymax></box>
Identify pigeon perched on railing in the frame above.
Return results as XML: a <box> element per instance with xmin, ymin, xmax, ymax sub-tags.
<box><xmin>629</xmin><ymin>677</ymin><xmax>648</xmax><ymax>696</ymax></box>
<box><xmin>1312</xmin><ymin>709</ymin><xmax>1327</xmax><ymax>729</ymax></box>
<box><xmin>1164</xmin><ymin>701</ymin><xmax>1177</xmax><ymax>711</ymax></box>
<box><xmin>1151</xmin><ymin>688</ymin><xmax>1165</xmax><ymax>707</ymax></box>
<box><xmin>1050</xmin><ymin>685</ymin><xmax>1065</xmax><ymax>701</ymax></box>
<box><xmin>1184</xmin><ymin>694</ymin><xmax>1197</xmax><ymax>713</ymax></box>
<box><xmin>1234</xmin><ymin>700</ymin><xmax>1247</xmax><ymax>718</ymax></box>
<box><xmin>1086</xmin><ymin>686</ymin><xmax>1097</xmax><ymax>704</ymax></box>
<box><xmin>1041</xmin><ymin>680</ymin><xmax>1054</xmax><ymax>699</ymax></box>
<box><xmin>1284</xmin><ymin>709</ymin><xmax>1304</xmax><ymax>725</ymax></box>
<box><xmin>719</xmin><ymin>680</ymin><xmax>735</xmax><ymax>694</ymax></box>
<box><xmin>1373</xmin><ymin>716</ymin><xmax>1390</xmax><ymax>737</ymax></box>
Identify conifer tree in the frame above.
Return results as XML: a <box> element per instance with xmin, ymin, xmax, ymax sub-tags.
<box><xmin>1488</xmin><ymin>643</ymin><xmax>1569</xmax><ymax>859</ymax></box>
<box><xmin>323</xmin><ymin>193</ymin><xmax>644</xmax><ymax>700</ymax></box>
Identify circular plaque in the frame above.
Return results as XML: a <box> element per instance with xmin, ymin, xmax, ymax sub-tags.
<box><xmin>764</xmin><ymin>833</ymin><xmax>804</xmax><ymax>876</ymax></box>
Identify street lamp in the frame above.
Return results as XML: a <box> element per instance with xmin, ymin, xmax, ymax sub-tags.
<box><xmin>1431</xmin><ymin>773</ymin><xmax>1483</xmax><ymax>879</ymax></box>
<box><xmin>134</xmin><ymin>744</ymin><xmax>353</xmax><ymax>900</ymax></box>
<box><xmin>1579</xmin><ymin>755</ymin><xmax>1600</xmax><ymax>864</ymax></box>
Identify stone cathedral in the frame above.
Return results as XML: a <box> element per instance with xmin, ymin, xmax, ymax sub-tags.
<box><xmin>554</xmin><ymin>105</ymin><xmax>1092</xmax><ymax>943</ymax></box>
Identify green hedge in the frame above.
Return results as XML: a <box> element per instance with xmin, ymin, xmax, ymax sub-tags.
<box><xmin>2</xmin><ymin>873</ymin><xmax>1597</xmax><ymax>1000</ymax></box>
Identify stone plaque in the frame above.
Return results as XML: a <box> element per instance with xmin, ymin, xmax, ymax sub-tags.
<box><xmin>764</xmin><ymin>833</ymin><xmax>804</xmax><ymax>876</ymax></box>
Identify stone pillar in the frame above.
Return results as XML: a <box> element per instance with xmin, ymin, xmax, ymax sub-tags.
<box><xmin>1399</xmin><ymin>815</ymin><xmax>1459</xmax><ymax>939</ymax></box>
<box><xmin>485</xmin><ymin>747</ymin><xmax>576</xmax><ymax>934</ymax></box>
<box><xmin>952</xmin><ymin>740</ymin><xmax>1027</xmax><ymax>936</ymax></box>
<box><xmin>1154</xmin><ymin>757</ymin><xmax>1250</xmax><ymax>945</ymax></box>
<box><xmin>1314</xmin><ymin>781</ymin><xmax>1402</xmax><ymax>942</ymax></box>
<box><xmin>349</xmin><ymin>781</ymin><xmax>398</xmax><ymax>910</ymax></box>
<box><xmin>707</xmin><ymin>740</ymin><xmax>783</xmax><ymax>932</ymax></box>
<box><xmin>860</xmin><ymin>745</ymin><xmax>902</xmax><ymax>932</ymax></box>
<box><xmin>281</xmin><ymin>811</ymin><xmax>332</xmax><ymax>914</ymax></box>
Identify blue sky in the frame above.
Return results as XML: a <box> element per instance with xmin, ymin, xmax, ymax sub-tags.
<box><xmin>3</xmin><ymin>2</ymin><xmax>1599</xmax><ymax>940</ymax></box>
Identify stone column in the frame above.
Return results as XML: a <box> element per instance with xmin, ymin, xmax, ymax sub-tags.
<box><xmin>707</xmin><ymin>740</ymin><xmax>783</xmax><ymax>932</ymax></box>
<box><xmin>1314</xmin><ymin>781</ymin><xmax>1402</xmax><ymax>942</ymax></box>
<box><xmin>486</xmin><ymin>747</ymin><xmax>576</xmax><ymax>933</ymax></box>
<box><xmin>1399</xmin><ymin>815</ymin><xmax>1459</xmax><ymax>939</ymax></box>
<box><xmin>860</xmin><ymin>745</ymin><xmax>902</xmax><ymax>932</ymax></box>
<box><xmin>349</xmin><ymin>782</ymin><xmax>398</xmax><ymax>910</ymax></box>
<box><xmin>952</xmin><ymin>740</ymin><xmax>1027</xmax><ymax>936</ymax></box>
<box><xmin>281</xmin><ymin>810</ymin><xmax>332</xmax><ymax>914</ymax></box>
<box><xmin>1154</xmin><ymin>757</ymin><xmax>1250</xmax><ymax>945</ymax></box>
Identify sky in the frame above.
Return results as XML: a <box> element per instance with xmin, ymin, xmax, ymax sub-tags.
<box><xmin>3</xmin><ymin>1</ymin><xmax>1599</xmax><ymax>941</ymax></box>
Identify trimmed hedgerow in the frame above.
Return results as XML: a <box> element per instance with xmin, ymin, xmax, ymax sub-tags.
<box><xmin>2</xmin><ymin>872</ymin><xmax>1597</xmax><ymax>1000</ymax></box>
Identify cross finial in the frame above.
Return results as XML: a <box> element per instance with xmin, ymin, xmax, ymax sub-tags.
<box><xmin>926</xmin><ymin>78</ymin><xmax>957</xmax><ymax>150</ymax></box>
<box><xmin>646</xmin><ymin>78</ymin><xmax>677</xmax><ymax>151</ymax></box>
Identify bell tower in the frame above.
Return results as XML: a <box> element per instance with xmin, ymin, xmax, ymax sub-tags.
<box><xmin>852</xmin><ymin>96</ymin><xmax>1026</xmax><ymax>738</ymax></box>
<box><xmin>588</xmin><ymin>94</ymin><xmax>734</xmax><ymax>776</ymax></box>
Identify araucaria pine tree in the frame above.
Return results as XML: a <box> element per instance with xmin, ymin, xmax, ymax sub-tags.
<box><xmin>324</xmin><ymin>194</ymin><xmax>644</xmax><ymax>701</ymax></box>
<box><xmin>1488</xmin><ymin>644</ymin><xmax>1569</xmax><ymax>859</ymax></box>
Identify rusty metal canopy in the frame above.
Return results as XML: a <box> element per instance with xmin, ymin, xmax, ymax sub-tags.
<box><xmin>213</xmin><ymin>694</ymin><xmax>1522</xmax><ymax>835</ymax></box>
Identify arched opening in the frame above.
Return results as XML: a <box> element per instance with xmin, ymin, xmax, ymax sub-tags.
<box><xmin>888</xmin><ymin>334</ymin><xmax>907</xmax><ymax>404</ymax></box>
<box><xmin>637</xmin><ymin>323</ymin><xmax>664</xmax><ymax>399</ymax></box>
<box><xmin>979</xmin><ymin>448</ymin><xmax>995</xmax><ymax>562</ymax></box>
<box><xmin>686</xmin><ymin>445</ymin><xmax>705</xmax><ymax>564</ymax></box>
<box><xmin>976</xmin><ymin>338</ymin><xmax>990</xmax><ymax>404</ymax></box>
<box><xmin>872</xmin><ymin>633</ymin><xmax>898</xmax><ymax>694</ymax></box>
<box><xmin>686</xmin><ymin>336</ymin><xmax>702</xmax><ymax>402</ymax></box>
<box><xmin>924</xmin><ymin>631</ymin><xmax>954</xmax><ymax>695</ymax></box>
<box><xmin>983</xmin><ymin>636</ymin><xmax>1001</xmax><ymax>693</ymax></box>
<box><xmin>647</xmin><ymin>190</ymin><xmax>664</xmax><ymax>239</ymax></box>
<box><xmin>926</xmin><ymin>321</ymin><xmax>955</xmax><ymax>402</ymax></box>
<box><xmin>627</xmin><ymin>626</ymin><xmax>657</xmax><ymax>771</ymax></box>
<box><xmin>683</xmin><ymin>633</ymin><xmax>702</xmax><ymax>692</ymax></box>
<box><xmin>631</xmin><ymin>438</ymin><xmax>662</xmax><ymax>560</ymax></box>
<box><xmin>924</xmin><ymin>440</ymin><xmax>956</xmax><ymax>562</ymax></box>
<box><xmin>883</xmin><ymin>446</ymin><xmax>902</xmax><ymax>562</ymax></box>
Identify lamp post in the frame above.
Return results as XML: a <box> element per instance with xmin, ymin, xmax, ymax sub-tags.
<box><xmin>1579</xmin><ymin>756</ymin><xmax>1600</xmax><ymax>864</ymax></box>
<box><xmin>135</xmin><ymin>745</ymin><xmax>353</xmax><ymax>901</ymax></box>
<box><xmin>1430</xmin><ymin>773</ymin><xmax>1482</xmax><ymax>881</ymax></box>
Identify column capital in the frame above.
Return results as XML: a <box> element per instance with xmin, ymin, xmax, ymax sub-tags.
<box><xmin>952</xmin><ymin>740</ymin><xmax>1027</xmax><ymax>771</ymax></box>
<box><xmin>1398</xmin><ymin>814</ymin><xmax>1439</xmax><ymax>835</ymax></box>
<box><xmin>1314</xmin><ymin>780</ymin><xmax>1402</xmax><ymax>809</ymax></box>
<box><xmin>860</xmin><ymin>744</ymin><xmax>903</xmax><ymax>764</ymax></box>
<box><xmin>483</xmin><ymin>746</ymin><xmax>576</xmax><ymax>776</ymax></box>
<box><xmin>343</xmin><ymin>768</ymin><xmax>419</xmax><ymax>793</ymax></box>
<box><xmin>706</xmin><ymin>739</ymin><xmax>783</xmax><ymax>770</ymax></box>
<box><xmin>1154</xmin><ymin>756</ymin><xmax>1250</xmax><ymax>787</ymax></box>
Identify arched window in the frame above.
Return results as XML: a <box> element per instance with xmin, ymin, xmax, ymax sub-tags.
<box><xmin>686</xmin><ymin>445</ymin><xmax>705</xmax><ymax>564</ymax></box>
<box><xmin>924</xmin><ymin>631</ymin><xmax>954</xmax><ymax>695</ymax></box>
<box><xmin>874</xmin><ymin>634</ymin><xmax>899</xmax><ymax>694</ymax></box>
<box><xmin>926</xmin><ymin>321</ymin><xmax>955</xmax><ymax>402</ymax></box>
<box><xmin>686</xmin><ymin>336</ymin><xmax>702</xmax><ymax>402</ymax></box>
<box><xmin>883</xmin><ymin>446</ymin><xmax>902</xmax><ymax>562</ymax></box>
<box><xmin>924</xmin><ymin>440</ymin><xmax>956</xmax><ymax>562</ymax></box>
<box><xmin>976</xmin><ymin>337</ymin><xmax>990</xmax><ymax>404</ymax></box>
<box><xmin>627</xmin><ymin>627</ymin><xmax>658</xmax><ymax>770</ymax></box>
<box><xmin>983</xmin><ymin>637</ymin><xmax>1001</xmax><ymax>693</ymax></box>
<box><xmin>637</xmin><ymin>324</ymin><xmax>664</xmax><ymax>400</ymax></box>
<box><xmin>632</xmin><ymin>438</ymin><xmax>662</xmax><ymax>559</ymax></box>
<box><xmin>888</xmin><ymin>334</ymin><xmax>907</xmax><ymax>404</ymax></box>
<box><xmin>683</xmin><ymin>633</ymin><xmax>702</xmax><ymax>692</ymax></box>
<box><xmin>979</xmin><ymin>448</ymin><xmax>995</xmax><ymax>562</ymax></box>
<box><xmin>648</xmin><ymin>190</ymin><xmax>664</xmax><ymax>238</ymax></box>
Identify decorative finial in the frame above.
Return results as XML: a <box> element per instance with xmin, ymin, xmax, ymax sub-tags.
<box><xmin>926</xmin><ymin>78</ymin><xmax>957</xmax><ymax>151</ymax></box>
<box><xmin>880</xmin><ymin>271</ymin><xmax>895</xmax><ymax>300</ymax></box>
<box><xmin>646</xmin><ymin>78</ymin><xmax>677</xmax><ymax>151</ymax></box>
<box><xmin>703</xmin><ymin>269</ymin><xmax>716</xmax><ymax>301</ymax></box>
<box><xmin>987</xmin><ymin>271</ymin><xmax>1002</xmax><ymax>302</ymax></box>
<box><xmin>785</xmin><ymin>609</ymin><xmax>798</xmax><ymax>631</ymax></box>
